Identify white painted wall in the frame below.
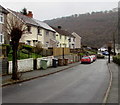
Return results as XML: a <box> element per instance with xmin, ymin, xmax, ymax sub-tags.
<box><xmin>9</xmin><ymin>58</ymin><xmax>34</xmax><ymax>74</ymax></box>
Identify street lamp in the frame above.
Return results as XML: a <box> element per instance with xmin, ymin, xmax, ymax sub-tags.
<box><xmin>107</xmin><ymin>42</ymin><xmax>112</xmax><ymax>63</ymax></box>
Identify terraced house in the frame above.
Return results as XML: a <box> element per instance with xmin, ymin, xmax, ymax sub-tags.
<box><xmin>52</xmin><ymin>26</ymin><xmax>76</xmax><ymax>49</ymax></box>
<box><xmin>7</xmin><ymin>9</ymin><xmax>57</xmax><ymax>48</ymax></box>
<box><xmin>0</xmin><ymin>5</ymin><xmax>9</xmax><ymax>44</ymax></box>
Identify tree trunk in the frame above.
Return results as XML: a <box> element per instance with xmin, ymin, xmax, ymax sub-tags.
<box><xmin>11</xmin><ymin>44</ymin><xmax>19</xmax><ymax>80</ymax></box>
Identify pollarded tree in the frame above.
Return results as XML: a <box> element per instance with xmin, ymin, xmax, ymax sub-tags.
<box><xmin>4</xmin><ymin>14</ymin><xmax>27</xmax><ymax>80</ymax></box>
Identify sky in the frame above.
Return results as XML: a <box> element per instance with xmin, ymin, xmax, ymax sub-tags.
<box><xmin>0</xmin><ymin>0</ymin><xmax>119</xmax><ymax>21</ymax></box>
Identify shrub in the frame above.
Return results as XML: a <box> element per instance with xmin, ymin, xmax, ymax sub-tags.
<box><xmin>113</xmin><ymin>55</ymin><xmax>120</xmax><ymax>65</ymax></box>
<box><xmin>2</xmin><ymin>44</ymin><xmax>11</xmax><ymax>57</ymax></box>
<box><xmin>22</xmin><ymin>44</ymin><xmax>33</xmax><ymax>52</ymax></box>
<box><xmin>21</xmin><ymin>49</ymin><xmax>29</xmax><ymax>54</ymax></box>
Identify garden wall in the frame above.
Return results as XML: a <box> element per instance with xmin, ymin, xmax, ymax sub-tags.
<box><xmin>9</xmin><ymin>58</ymin><xmax>34</xmax><ymax>74</ymax></box>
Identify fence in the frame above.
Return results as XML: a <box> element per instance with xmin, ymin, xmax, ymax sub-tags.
<box><xmin>70</xmin><ymin>48</ymin><xmax>83</xmax><ymax>54</ymax></box>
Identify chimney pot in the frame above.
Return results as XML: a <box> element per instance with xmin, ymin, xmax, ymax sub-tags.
<box><xmin>27</xmin><ymin>11</ymin><xmax>33</xmax><ymax>18</ymax></box>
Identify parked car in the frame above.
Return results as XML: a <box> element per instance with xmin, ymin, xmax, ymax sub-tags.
<box><xmin>81</xmin><ymin>56</ymin><xmax>92</xmax><ymax>64</ymax></box>
<box><xmin>90</xmin><ymin>55</ymin><xmax>97</xmax><ymax>61</ymax></box>
<box><xmin>102</xmin><ymin>51</ymin><xmax>109</xmax><ymax>55</ymax></box>
<box><xmin>89</xmin><ymin>56</ymin><xmax>94</xmax><ymax>62</ymax></box>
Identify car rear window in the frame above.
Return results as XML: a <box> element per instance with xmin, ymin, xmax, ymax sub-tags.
<box><xmin>82</xmin><ymin>57</ymin><xmax>89</xmax><ymax>59</ymax></box>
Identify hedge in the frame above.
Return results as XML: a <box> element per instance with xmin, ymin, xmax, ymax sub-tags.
<box><xmin>113</xmin><ymin>55</ymin><xmax>120</xmax><ymax>65</ymax></box>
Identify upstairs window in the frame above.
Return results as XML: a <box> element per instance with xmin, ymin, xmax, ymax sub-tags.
<box><xmin>60</xmin><ymin>35</ymin><xmax>62</xmax><ymax>39</ymax></box>
<box><xmin>68</xmin><ymin>38</ymin><xmax>71</xmax><ymax>42</ymax></box>
<box><xmin>0</xmin><ymin>13</ymin><xmax>4</xmax><ymax>23</ymax></box>
<box><xmin>46</xmin><ymin>31</ymin><xmax>49</xmax><ymax>35</ymax></box>
<box><xmin>38</xmin><ymin>28</ymin><xmax>42</xmax><ymax>35</ymax></box>
<box><xmin>27</xmin><ymin>26</ymin><xmax>31</xmax><ymax>32</ymax></box>
<box><xmin>73</xmin><ymin>38</ymin><xmax>75</xmax><ymax>42</ymax></box>
<box><xmin>0</xmin><ymin>33</ymin><xmax>4</xmax><ymax>44</ymax></box>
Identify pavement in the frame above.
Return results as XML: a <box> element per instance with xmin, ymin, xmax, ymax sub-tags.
<box><xmin>2</xmin><ymin>62</ymin><xmax>80</xmax><ymax>87</ymax></box>
<box><xmin>107</xmin><ymin>61</ymin><xmax>119</xmax><ymax>103</ymax></box>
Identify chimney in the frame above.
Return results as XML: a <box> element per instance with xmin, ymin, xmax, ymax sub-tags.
<box><xmin>27</xmin><ymin>11</ymin><xmax>33</xmax><ymax>18</ymax></box>
<box><xmin>58</xmin><ymin>26</ymin><xmax>62</xmax><ymax>29</ymax></box>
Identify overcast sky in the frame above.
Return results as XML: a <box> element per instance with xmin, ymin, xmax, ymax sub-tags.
<box><xmin>0</xmin><ymin>0</ymin><xmax>118</xmax><ymax>21</ymax></box>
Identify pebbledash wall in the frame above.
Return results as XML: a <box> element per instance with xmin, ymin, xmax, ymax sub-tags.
<box><xmin>8</xmin><ymin>54</ymin><xmax>80</xmax><ymax>74</ymax></box>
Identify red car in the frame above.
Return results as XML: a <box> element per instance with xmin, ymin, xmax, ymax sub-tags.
<box><xmin>91</xmin><ymin>55</ymin><xmax>97</xmax><ymax>61</ymax></box>
<box><xmin>81</xmin><ymin>56</ymin><xmax>91</xmax><ymax>64</ymax></box>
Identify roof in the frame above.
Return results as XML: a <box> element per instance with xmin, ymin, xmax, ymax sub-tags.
<box><xmin>51</xmin><ymin>26</ymin><xmax>75</xmax><ymax>38</ymax></box>
<box><xmin>0</xmin><ymin>5</ymin><xmax>9</xmax><ymax>14</ymax></box>
<box><xmin>8</xmin><ymin>9</ymin><xmax>55</xmax><ymax>32</ymax></box>
<box><xmin>8</xmin><ymin>9</ymin><xmax>39</xmax><ymax>26</ymax></box>
<box><xmin>33</xmin><ymin>19</ymin><xmax>56</xmax><ymax>32</ymax></box>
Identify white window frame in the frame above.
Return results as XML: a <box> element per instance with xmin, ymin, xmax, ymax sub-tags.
<box><xmin>0</xmin><ymin>13</ymin><xmax>4</xmax><ymax>24</ymax></box>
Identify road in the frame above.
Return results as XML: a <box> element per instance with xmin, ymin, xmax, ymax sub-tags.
<box><xmin>2</xmin><ymin>59</ymin><xmax>110</xmax><ymax>103</ymax></box>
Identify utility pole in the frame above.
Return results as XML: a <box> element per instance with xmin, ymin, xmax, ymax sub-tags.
<box><xmin>113</xmin><ymin>32</ymin><xmax>116</xmax><ymax>55</ymax></box>
<box><xmin>108</xmin><ymin>42</ymin><xmax>112</xmax><ymax>63</ymax></box>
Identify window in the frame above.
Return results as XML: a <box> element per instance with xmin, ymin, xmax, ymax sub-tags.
<box><xmin>46</xmin><ymin>31</ymin><xmax>49</xmax><ymax>35</ymax></box>
<box><xmin>0</xmin><ymin>33</ymin><xmax>4</xmax><ymax>44</ymax></box>
<box><xmin>26</xmin><ymin>40</ymin><xmax>31</xmax><ymax>45</ymax></box>
<box><xmin>73</xmin><ymin>38</ymin><xmax>75</xmax><ymax>42</ymax></box>
<box><xmin>60</xmin><ymin>35</ymin><xmax>62</xmax><ymax>39</ymax></box>
<box><xmin>46</xmin><ymin>42</ymin><xmax>49</xmax><ymax>47</ymax></box>
<box><xmin>60</xmin><ymin>44</ymin><xmax>61</xmax><ymax>47</ymax></box>
<box><xmin>27</xmin><ymin>26</ymin><xmax>31</xmax><ymax>32</ymax></box>
<box><xmin>68</xmin><ymin>38</ymin><xmax>71</xmax><ymax>42</ymax></box>
<box><xmin>0</xmin><ymin>13</ymin><xmax>4</xmax><ymax>23</ymax></box>
<box><xmin>38</xmin><ymin>28</ymin><xmax>42</xmax><ymax>35</ymax></box>
<box><xmin>33</xmin><ymin>40</ymin><xmax>37</xmax><ymax>46</ymax></box>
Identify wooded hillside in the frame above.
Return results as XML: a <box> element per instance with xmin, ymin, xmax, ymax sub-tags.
<box><xmin>45</xmin><ymin>10</ymin><xmax>118</xmax><ymax>48</ymax></box>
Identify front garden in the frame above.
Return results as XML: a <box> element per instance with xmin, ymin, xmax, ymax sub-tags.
<box><xmin>113</xmin><ymin>55</ymin><xmax>120</xmax><ymax>65</ymax></box>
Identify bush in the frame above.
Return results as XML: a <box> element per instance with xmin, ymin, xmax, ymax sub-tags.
<box><xmin>22</xmin><ymin>44</ymin><xmax>33</xmax><ymax>52</ymax></box>
<box><xmin>2</xmin><ymin>44</ymin><xmax>11</xmax><ymax>57</ymax></box>
<box><xmin>113</xmin><ymin>55</ymin><xmax>120</xmax><ymax>65</ymax></box>
<box><xmin>21</xmin><ymin>49</ymin><xmax>29</xmax><ymax>54</ymax></box>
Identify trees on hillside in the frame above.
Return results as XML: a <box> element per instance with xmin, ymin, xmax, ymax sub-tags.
<box><xmin>20</xmin><ymin>8</ymin><xmax>28</xmax><ymax>15</ymax></box>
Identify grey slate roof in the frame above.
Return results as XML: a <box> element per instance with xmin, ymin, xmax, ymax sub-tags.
<box><xmin>0</xmin><ymin>5</ymin><xmax>9</xmax><ymax>14</ymax></box>
<box><xmin>33</xmin><ymin>19</ymin><xmax>56</xmax><ymax>32</ymax></box>
<box><xmin>8</xmin><ymin>9</ymin><xmax>55</xmax><ymax>32</ymax></box>
<box><xmin>51</xmin><ymin>26</ymin><xmax>75</xmax><ymax>38</ymax></box>
<box><xmin>8</xmin><ymin>9</ymin><xmax>39</xmax><ymax>26</ymax></box>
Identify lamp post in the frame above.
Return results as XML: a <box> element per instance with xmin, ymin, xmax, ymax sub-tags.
<box><xmin>113</xmin><ymin>32</ymin><xmax>116</xmax><ymax>56</ymax></box>
<box><xmin>108</xmin><ymin>42</ymin><xmax>112</xmax><ymax>63</ymax></box>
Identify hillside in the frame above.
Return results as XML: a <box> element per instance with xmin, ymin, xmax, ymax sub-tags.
<box><xmin>45</xmin><ymin>11</ymin><xmax>118</xmax><ymax>48</ymax></box>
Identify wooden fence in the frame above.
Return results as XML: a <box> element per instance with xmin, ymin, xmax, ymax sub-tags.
<box><xmin>53</xmin><ymin>47</ymin><xmax>70</xmax><ymax>56</ymax></box>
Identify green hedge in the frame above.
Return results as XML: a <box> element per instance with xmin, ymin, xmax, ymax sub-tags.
<box><xmin>113</xmin><ymin>55</ymin><xmax>120</xmax><ymax>65</ymax></box>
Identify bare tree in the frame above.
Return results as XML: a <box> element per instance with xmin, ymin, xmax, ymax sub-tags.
<box><xmin>4</xmin><ymin>14</ymin><xmax>27</xmax><ymax>80</ymax></box>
